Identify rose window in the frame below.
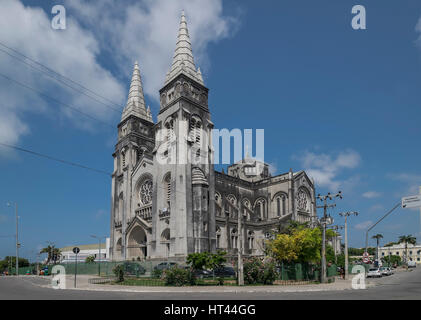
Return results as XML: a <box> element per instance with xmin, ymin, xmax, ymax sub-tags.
<box><xmin>139</xmin><ymin>180</ymin><xmax>153</xmax><ymax>206</ymax></box>
<box><xmin>297</xmin><ymin>190</ymin><xmax>309</xmax><ymax>212</ymax></box>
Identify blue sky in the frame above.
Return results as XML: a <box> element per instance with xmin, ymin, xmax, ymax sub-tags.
<box><xmin>1</xmin><ymin>0</ymin><xmax>421</xmax><ymax>261</ymax></box>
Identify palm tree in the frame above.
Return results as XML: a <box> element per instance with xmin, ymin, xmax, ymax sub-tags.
<box><xmin>40</xmin><ymin>243</ymin><xmax>61</xmax><ymax>265</ymax></box>
<box><xmin>398</xmin><ymin>235</ymin><xmax>417</xmax><ymax>269</ymax></box>
<box><xmin>371</xmin><ymin>234</ymin><xmax>383</xmax><ymax>261</ymax></box>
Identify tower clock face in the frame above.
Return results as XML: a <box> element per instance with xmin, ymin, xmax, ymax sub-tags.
<box><xmin>139</xmin><ymin>180</ymin><xmax>153</xmax><ymax>206</ymax></box>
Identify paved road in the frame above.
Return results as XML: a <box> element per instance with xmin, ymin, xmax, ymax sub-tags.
<box><xmin>1</xmin><ymin>267</ymin><xmax>420</xmax><ymax>300</ymax></box>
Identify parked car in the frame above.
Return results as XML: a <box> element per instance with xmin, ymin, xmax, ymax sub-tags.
<box><xmin>193</xmin><ymin>269</ymin><xmax>213</xmax><ymax>278</ymax></box>
<box><xmin>380</xmin><ymin>267</ymin><xmax>392</xmax><ymax>276</ymax></box>
<box><xmin>408</xmin><ymin>261</ymin><xmax>417</xmax><ymax>268</ymax></box>
<box><xmin>213</xmin><ymin>266</ymin><xmax>236</xmax><ymax>277</ymax></box>
<box><xmin>367</xmin><ymin>268</ymin><xmax>382</xmax><ymax>278</ymax></box>
<box><xmin>154</xmin><ymin>262</ymin><xmax>178</xmax><ymax>271</ymax></box>
<box><xmin>123</xmin><ymin>262</ymin><xmax>146</xmax><ymax>276</ymax></box>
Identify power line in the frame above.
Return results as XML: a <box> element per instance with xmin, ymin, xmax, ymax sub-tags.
<box><xmin>0</xmin><ymin>72</ymin><xmax>115</xmax><ymax>128</ymax></box>
<box><xmin>0</xmin><ymin>47</ymin><xmax>122</xmax><ymax>114</ymax></box>
<box><xmin>0</xmin><ymin>142</ymin><xmax>112</xmax><ymax>177</ymax></box>
<box><xmin>0</xmin><ymin>141</ymin><xmax>209</xmax><ymax>197</ymax></box>
<box><xmin>0</xmin><ymin>41</ymin><xmax>123</xmax><ymax>111</ymax></box>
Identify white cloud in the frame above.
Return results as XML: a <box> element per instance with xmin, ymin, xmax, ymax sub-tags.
<box><xmin>0</xmin><ymin>0</ymin><xmax>126</xmax><ymax>152</ymax></box>
<box><xmin>65</xmin><ymin>0</ymin><xmax>240</xmax><ymax>101</ymax></box>
<box><xmin>268</xmin><ymin>162</ymin><xmax>278</xmax><ymax>175</ymax></box>
<box><xmin>362</xmin><ymin>191</ymin><xmax>382</xmax><ymax>199</ymax></box>
<box><xmin>388</xmin><ymin>173</ymin><xmax>421</xmax><ymax>195</ymax></box>
<box><xmin>0</xmin><ymin>0</ymin><xmax>239</xmax><ymax>153</ymax></box>
<box><xmin>368</xmin><ymin>204</ymin><xmax>384</xmax><ymax>213</ymax></box>
<box><xmin>295</xmin><ymin>149</ymin><xmax>361</xmax><ymax>191</ymax></box>
<box><xmin>95</xmin><ymin>209</ymin><xmax>107</xmax><ymax>220</ymax></box>
<box><xmin>354</xmin><ymin>220</ymin><xmax>372</xmax><ymax>230</ymax></box>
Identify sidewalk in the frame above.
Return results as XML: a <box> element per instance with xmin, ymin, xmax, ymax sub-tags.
<box><xmin>34</xmin><ymin>274</ymin><xmax>372</xmax><ymax>293</ymax></box>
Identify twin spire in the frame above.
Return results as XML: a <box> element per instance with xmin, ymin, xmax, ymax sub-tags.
<box><xmin>165</xmin><ymin>10</ymin><xmax>204</xmax><ymax>85</ymax></box>
<box><xmin>121</xmin><ymin>61</ymin><xmax>152</xmax><ymax>122</ymax></box>
<box><xmin>121</xmin><ymin>11</ymin><xmax>203</xmax><ymax>123</ymax></box>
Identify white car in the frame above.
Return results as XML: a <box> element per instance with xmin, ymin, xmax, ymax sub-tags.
<box><xmin>367</xmin><ymin>268</ymin><xmax>382</xmax><ymax>278</ymax></box>
<box><xmin>380</xmin><ymin>267</ymin><xmax>393</xmax><ymax>276</ymax></box>
<box><xmin>408</xmin><ymin>261</ymin><xmax>417</xmax><ymax>268</ymax></box>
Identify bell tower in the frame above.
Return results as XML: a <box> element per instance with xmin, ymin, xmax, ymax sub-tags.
<box><xmin>110</xmin><ymin>62</ymin><xmax>154</xmax><ymax>261</ymax></box>
<box><xmin>150</xmin><ymin>11</ymin><xmax>216</xmax><ymax>258</ymax></box>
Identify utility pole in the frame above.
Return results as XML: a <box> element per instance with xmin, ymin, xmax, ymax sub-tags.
<box><xmin>419</xmin><ymin>186</ymin><xmax>421</xmax><ymax>240</ymax></box>
<box><xmin>339</xmin><ymin>211</ymin><xmax>358</xmax><ymax>280</ymax></box>
<box><xmin>91</xmin><ymin>235</ymin><xmax>106</xmax><ymax>276</ymax></box>
<box><xmin>237</xmin><ymin>203</ymin><xmax>244</xmax><ymax>286</ymax></box>
<box><xmin>7</xmin><ymin>202</ymin><xmax>18</xmax><ymax>276</ymax></box>
<box><xmin>329</xmin><ymin>225</ymin><xmax>344</xmax><ymax>264</ymax></box>
<box><xmin>317</xmin><ymin>192</ymin><xmax>342</xmax><ymax>283</ymax></box>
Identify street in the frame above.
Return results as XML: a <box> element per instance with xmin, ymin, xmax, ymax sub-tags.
<box><xmin>0</xmin><ymin>267</ymin><xmax>420</xmax><ymax>300</ymax></box>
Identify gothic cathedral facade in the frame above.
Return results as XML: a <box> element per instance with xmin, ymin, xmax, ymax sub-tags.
<box><xmin>110</xmin><ymin>12</ymin><xmax>317</xmax><ymax>261</ymax></box>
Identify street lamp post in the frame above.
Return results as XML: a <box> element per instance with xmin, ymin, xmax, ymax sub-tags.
<box><xmin>91</xmin><ymin>235</ymin><xmax>106</xmax><ymax>276</ymax></box>
<box><xmin>339</xmin><ymin>211</ymin><xmax>358</xmax><ymax>280</ymax></box>
<box><xmin>329</xmin><ymin>225</ymin><xmax>344</xmax><ymax>264</ymax></box>
<box><xmin>7</xmin><ymin>202</ymin><xmax>18</xmax><ymax>276</ymax></box>
<box><xmin>317</xmin><ymin>192</ymin><xmax>342</xmax><ymax>284</ymax></box>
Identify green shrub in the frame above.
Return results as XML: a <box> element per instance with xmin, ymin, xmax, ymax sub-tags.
<box><xmin>162</xmin><ymin>266</ymin><xmax>196</xmax><ymax>286</ymax></box>
<box><xmin>244</xmin><ymin>257</ymin><xmax>278</xmax><ymax>285</ymax></box>
<box><xmin>113</xmin><ymin>264</ymin><xmax>124</xmax><ymax>283</ymax></box>
<box><xmin>153</xmin><ymin>268</ymin><xmax>163</xmax><ymax>279</ymax></box>
<box><xmin>217</xmin><ymin>277</ymin><xmax>224</xmax><ymax>286</ymax></box>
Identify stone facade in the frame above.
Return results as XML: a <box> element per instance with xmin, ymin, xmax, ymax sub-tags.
<box><xmin>109</xmin><ymin>12</ymin><xmax>317</xmax><ymax>261</ymax></box>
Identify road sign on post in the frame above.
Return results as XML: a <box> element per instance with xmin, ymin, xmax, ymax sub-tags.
<box><xmin>73</xmin><ymin>247</ymin><xmax>80</xmax><ymax>288</ymax></box>
<box><xmin>402</xmin><ymin>195</ymin><xmax>421</xmax><ymax>209</ymax></box>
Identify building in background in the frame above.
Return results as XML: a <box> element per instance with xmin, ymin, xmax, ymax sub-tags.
<box><xmin>379</xmin><ymin>243</ymin><xmax>421</xmax><ymax>265</ymax></box>
<box><xmin>60</xmin><ymin>238</ymin><xmax>110</xmax><ymax>263</ymax></box>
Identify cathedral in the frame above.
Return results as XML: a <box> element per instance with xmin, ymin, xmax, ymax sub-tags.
<box><xmin>109</xmin><ymin>12</ymin><xmax>317</xmax><ymax>261</ymax></box>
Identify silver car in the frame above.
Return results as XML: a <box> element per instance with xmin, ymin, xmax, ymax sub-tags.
<box><xmin>380</xmin><ymin>267</ymin><xmax>392</xmax><ymax>276</ymax></box>
<box><xmin>367</xmin><ymin>268</ymin><xmax>382</xmax><ymax>278</ymax></box>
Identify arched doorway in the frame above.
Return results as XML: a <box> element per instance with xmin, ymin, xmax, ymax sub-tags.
<box><xmin>128</xmin><ymin>226</ymin><xmax>147</xmax><ymax>259</ymax></box>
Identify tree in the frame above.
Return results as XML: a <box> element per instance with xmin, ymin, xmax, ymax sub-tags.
<box><xmin>85</xmin><ymin>255</ymin><xmax>96</xmax><ymax>264</ymax></box>
<box><xmin>0</xmin><ymin>256</ymin><xmax>29</xmax><ymax>272</ymax></box>
<box><xmin>372</xmin><ymin>234</ymin><xmax>383</xmax><ymax>260</ymax></box>
<box><xmin>383</xmin><ymin>255</ymin><xmax>401</xmax><ymax>266</ymax></box>
<box><xmin>398</xmin><ymin>235</ymin><xmax>417</xmax><ymax>268</ymax></box>
<box><xmin>186</xmin><ymin>252</ymin><xmax>211</xmax><ymax>271</ymax></box>
<box><xmin>40</xmin><ymin>244</ymin><xmax>61</xmax><ymax>265</ymax></box>
<box><xmin>266</xmin><ymin>233</ymin><xmax>300</xmax><ymax>263</ymax></box>
<box><xmin>186</xmin><ymin>251</ymin><xmax>227</xmax><ymax>272</ymax></box>
<box><xmin>267</xmin><ymin>226</ymin><xmax>326</xmax><ymax>264</ymax></box>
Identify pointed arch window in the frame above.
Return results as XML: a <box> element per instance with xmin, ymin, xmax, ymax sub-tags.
<box><xmin>231</xmin><ymin>228</ymin><xmax>238</xmax><ymax>249</ymax></box>
<box><xmin>275</xmin><ymin>194</ymin><xmax>287</xmax><ymax>217</ymax></box>
<box><xmin>164</xmin><ymin>173</ymin><xmax>171</xmax><ymax>209</ymax></box>
<box><xmin>254</xmin><ymin>198</ymin><xmax>266</xmax><ymax>220</ymax></box>
<box><xmin>248</xmin><ymin>231</ymin><xmax>255</xmax><ymax>250</ymax></box>
<box><xmin>242</xmin><ymin>199</ymin><xmax>251</xmax><ymax>221</ymax></box>
<box><xmin>189</xmin><ymin>115</ymin><xmax>202</xmax><ymax>148</ymax></box>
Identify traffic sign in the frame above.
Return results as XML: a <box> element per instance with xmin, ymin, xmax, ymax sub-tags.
<box><xmin>363</xmin><ymin>251</ymin><xmax>369</xmax><ymax>258</ymax></box>
<box><xmin>73</xmin><ymin>247</ymin><xmax>80</xmax><ymax>254</ymax></box>
<box><xmin>402</xmin><ymin>195</ymin><xmax>421</xmax><ymax>209</ymax></box>
<box><xmin>363</xmin><ymin>257</ymin><xmax>369</xmax><ymax>263</ymax></box>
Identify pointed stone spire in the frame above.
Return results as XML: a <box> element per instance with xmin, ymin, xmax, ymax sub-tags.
<box><xmin>164</xmin><ymin>10</ymin><xmax>204</xmax><ymax>86</ymax></box>
<box><xmin>197</xmin><ymin>67</ymin><xmax>203</xmax><ymax>83</ymax></box>
<box><xmin>121</xmin><ymin>61</ymin><xmax>153</xmax><ymax>122</ymax></box>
